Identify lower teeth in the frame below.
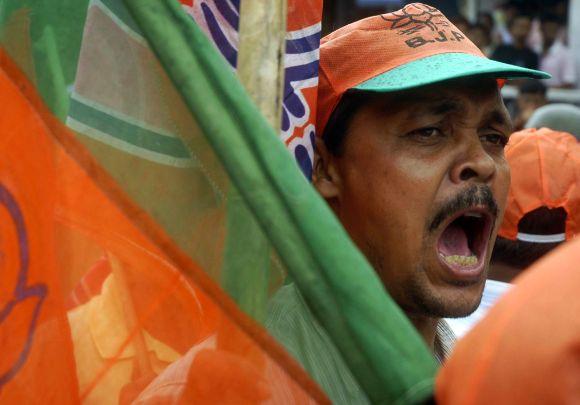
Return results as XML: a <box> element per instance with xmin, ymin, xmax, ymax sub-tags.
<box><xmin>442</xmin><ymin>254</ymin><xmax>478</xmax><ymax>266</ymax></box>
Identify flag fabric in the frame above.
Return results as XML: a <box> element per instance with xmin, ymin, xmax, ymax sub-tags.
<box><xmin>0</xmin><ymin>49</ymin><xmax>325</xmax><ymax>405</ymax></box>
<box><xmin>0</xmin><ymin>0</ymin><xmax>437</xmax><ymax>403</ymax></box>
<box><xmin>180</xmin><ymin>0</ymin><xmax>321</xmax><ymax>179</ymax></box>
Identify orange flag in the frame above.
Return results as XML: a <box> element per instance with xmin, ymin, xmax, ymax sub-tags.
<box><xmin>0</xmin><ymin>51</ymin><xmax>326</xmax><ymax>404</ymax></box>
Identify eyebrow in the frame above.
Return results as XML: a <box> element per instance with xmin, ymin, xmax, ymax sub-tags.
<box><xmin>406</xmin><ymin>97</ymin><xmax>466</xmax><ymax>120</ymax></box>
<box><xmin>482</xmin><ymin>108</ymin><xmax>513</xmax><ymax>134</ymax></box>
<box><xmin>405</xmin><ymin>96</ymin><xmax>513</xmax><ymax>132</ymax></box>
<box><xmin>428</xmin><ymin>98</ymin><xmax>464</xmax><ymax>116</ymax></box>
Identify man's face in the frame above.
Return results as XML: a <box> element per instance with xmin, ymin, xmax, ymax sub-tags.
<box><xmin>469</xmin><ymin>27</ymin><xmax>490</xmax><ymax>50</ymax></box>
<box><xmin>510</xmin><ymin>16</ymin><xmax>531</xmax><ymax>43</ymax></box>
<box><xmin>316</xmin><ymin>78</ymin><xmax>512</xmax><ymax>319</ymax></box>
<box><xmin>541</xmin><ymin>21</ymin><xmax>560</xmax><ymax>45</ymax></box>
<box><xmin>517</xmin><ymin>92</ymin><xmax>547</xmax><ymax>113</ymax></box>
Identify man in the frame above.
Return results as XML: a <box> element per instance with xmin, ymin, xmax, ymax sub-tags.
<box><xmin>468</xmin><ymin>22</ymin><xmax>494</xmax><ymax>57</ymax></box>
<box><xmin>490</xmin><ymin>127</ymin><xmax>580</xmax><ymax>281</ymax></box>
<box><xmin>512</xmin><ymin>80</ymin><xmax>547</xmax><ymax>130</ymax></box>
<box><xmin>266</xmin><ymin>3</ymin><xmax>549</xmax><ymax>404</ymax></box>
<box><xmin>494</xmin><ymin>0</ymin><xmax>519</xmax><ymax>45</ymax></box>
<box><xmin>538</xmin><ymin>14</ymin><xmax>577</xmax><ymax>88</ymax></box>
<box><xmin>491</xmin><ymin>13</ymin><xmax>539</xmax><ymax>70</ymax></box>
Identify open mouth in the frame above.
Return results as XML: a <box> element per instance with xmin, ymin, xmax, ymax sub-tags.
<box><xmin>436</xmin><ymin>208</ymin><xmax>494</xmax><ymax>275</ymax></box>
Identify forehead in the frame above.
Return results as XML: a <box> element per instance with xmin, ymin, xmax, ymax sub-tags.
<box><xmin>362</xmin><ymin>77</ymin><xmax>505</xmax><ymax>118</ymax></box>
<box><xmin>512</xmin><ymin>16</ymin><xmax>531</xmax><ymax>27</ymax></box>
<box><xmin>543</xmin><ymin>21</ymin><xmax>560</xmax><ymax>29</ymax></box>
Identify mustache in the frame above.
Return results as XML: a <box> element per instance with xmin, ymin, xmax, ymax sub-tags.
<box><xmin>428</xmin><ymin>185</ymin><xmax>498</xmax><ymax>232</ymax></box>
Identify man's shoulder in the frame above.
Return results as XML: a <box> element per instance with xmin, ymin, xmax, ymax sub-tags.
<box><xmin>265</xmin><ymin>282</ymin><xmax>347</xmax><ymax>365</ymax></box>
<box><xmin>492</xmin><ymin>44</ymin><xmax>510</xmax><ymax>53</ymax></box>
<box><xmin>524</xmin><ymin>47</ymin><xmax>539</xmax><ymax>58</ymax></box>
<box><xmin>265</xmin><ymin>283</ymin><xmax>455</xmax><ymax>401</ymax></box>
<box><xmin>491</xmin><ymin>45</ymin><xmax>514</xmax><ymax>60</ymax></box>
<box><xmin>265</xmin><ymin>283</ymin><xmax>370</xmax><ymax>404</ymax></box>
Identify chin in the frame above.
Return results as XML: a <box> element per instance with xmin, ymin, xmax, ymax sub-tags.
<box><xmin>439</xmin><ymin>297</ymin><xmax>483</xmax><ymax>318</ymax></box>
<box><xmin>405</xmin><ymin>273</ymin><xmax>486</xmax><ymax>319</ymax></box>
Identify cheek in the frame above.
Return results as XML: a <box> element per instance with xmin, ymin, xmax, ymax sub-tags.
<box><xmin>495</xmin><ymin>162</ymin><xmax>511</xmax><ymax>207</ymax></box>
<box><xmin>490</xmin><ymin>160</ymin><xmax>511</xmax><ymax>233</ymax></box>
<box><xmin>338</xmin><ymin>153</ymin><xmax>443</xmax><ymax>250</ymax></box>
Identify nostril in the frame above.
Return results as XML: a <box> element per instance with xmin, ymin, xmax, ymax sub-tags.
<box><xmin>460</xmin><ymin>168</ymin><xmax>478</xmax><ymax>181</ymax></box>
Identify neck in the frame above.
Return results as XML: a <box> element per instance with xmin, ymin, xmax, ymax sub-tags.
<box><xmin>406</xmin><ymin>313</ymin><xmax>440</xmax><ymax>351</ymax></box>
<box><xmin>513</xmin><ymin>39</ymin><xmax>526</xmax><ymax>49</ymax></box>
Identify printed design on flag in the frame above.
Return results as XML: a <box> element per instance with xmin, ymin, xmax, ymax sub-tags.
<box><xmin>0</xmin><ymin>184</ymin><xmax>47</xmax><ymax>388</ymax></box>
<box><xmin>182</xmin><ymin>0</ymin><xmax>240</xmax><ymax>68</ymax></box>
<box><xmin>96</xmin><ymin>0</ymin><xmax>147</xmax><ymax>43</ymax></box>
<box><xmin>69</xmin><ymin>0</ymin><xmax>199</xmax><ymax>168</ymax></box>
<box><xmin>67</xmin><ymin>94</ymin><xmax>196</xmax><ymax>168</ymax></box>
<box><xmin>182</xmin><ymin>2</ymin><xmax>321</xmax><ymax>180</ymax></box>
<box><xmin>287</xmin><ymin>124</ymin><xmax>316</xmax><ymax>180</ymax></box>
<box><xmin>281</xmin><ymin>23</ymin><xmax>321</xmax><ymax>140</ymax></box>
<box><xmin>282</xmin><ymin>23</ymin><xmax>321</xmax><ymax>181</ymax></box>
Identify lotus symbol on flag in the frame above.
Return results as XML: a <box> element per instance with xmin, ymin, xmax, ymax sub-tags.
<box><xmin>0</xmin><ymin>184</ymin><xmax>46</xmax><ymax>388</ymax></box>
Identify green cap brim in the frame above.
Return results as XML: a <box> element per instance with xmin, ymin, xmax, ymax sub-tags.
<box><xmin>354</xmin><ymin>53</ymin><xmax>551</xmax><ymax>92</ymax></box>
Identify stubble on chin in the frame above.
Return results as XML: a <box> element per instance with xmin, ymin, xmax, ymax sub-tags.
<box><xmin>404</xmin><ymin>263</ymin><xmax>485</xmax><ymax>319</ymax></box>
<box><xmin>363</xmin><ymin>240</ymin><xmax>484</xmax><ymax>318</ymax></box>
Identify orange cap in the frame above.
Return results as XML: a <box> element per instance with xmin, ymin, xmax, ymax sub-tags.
<box><xmin>499</xmin><ymin>128</ymin><xmax>580</xmax><ymax>242</ymax></box>
<box><xmin>316</xmin><ymin>3</ymin><xmax>550</xmax><ymax>137</ymax></box>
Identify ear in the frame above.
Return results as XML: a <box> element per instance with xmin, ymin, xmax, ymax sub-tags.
<box><xmin>312</xmin><ymin>136</ymin><xmax>341</xmax><ymax>200</ymax></box>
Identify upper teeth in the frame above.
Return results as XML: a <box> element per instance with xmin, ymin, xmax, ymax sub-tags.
<box><xmin>464</xmin><ymin>212</ymin><xmax>483</xmax><ymax>218</ymax></box>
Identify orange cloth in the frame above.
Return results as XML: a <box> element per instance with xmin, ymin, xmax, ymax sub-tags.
<box><xmin>499</xmin><ymin>127</ymin><xmax>580</xmax><ymax>241</ymax></box>
<box><xmin>0</xmin><ymin>51</ymin><xmax>328</xmax><ymax>404</ymax></box>
<box><xmin>67</xmin><ymin>273</ymin><xmax>181</xmax><ymax>405</ymax></box>
<box><xmin>436</xmin><ymin>237</ymin><xmax>580</xmax><ymax>404</ymax></box>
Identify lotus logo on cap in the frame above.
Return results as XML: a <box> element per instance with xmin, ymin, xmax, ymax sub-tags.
<box><xmin>381</xmin><ymin>3</ymin><xmax>466</xmax><ymax>49</ymax></box>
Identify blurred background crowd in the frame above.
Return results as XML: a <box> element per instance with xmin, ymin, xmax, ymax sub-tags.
<box><xmin>323</xmin><ymin>0</ymin><xmax>580</xmax><ymax>133</ymax></box>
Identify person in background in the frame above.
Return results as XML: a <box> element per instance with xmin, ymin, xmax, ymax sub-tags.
<box><xmin>477</xmin><ymin>11</ymin><xmax>494</xmax><ymax>34</ymax></box>
<box><xmin>492</xmin><ymin>0</ymin><xmax>520</xmax><ymax>45</ymax></box>
<box><xmin>469</xmin><ymin>23</ymin><xmax>494</xmax><ymax>57</ymax></box>
<box><xmin>449</xmin><ymin>14</ymin><xmax>469</xmax><ymax>36</ymax></box>
<box><xmin>554</xmin><ymin>0</ymin><xmax>570</xmax><ymax>22</ymax></box>
<box><xmin>490</xmin><ymin>127</ymin><xmax>580</xmax><ymax>282</ymax></box>
<box><xmin>526</xmin><ymin>103</ymin><xmax>580</xmax><ymax>139</ymax></box>
<box><xmin>512</xmin><ymin>80</ymin><xmax>547</xmax><ymax>130</ymax></box>
<box><xmin>539</xmin><ymin>14</ymin><xmax>577</xmax><ymax>88</ymax></box>
<box><xmin>447</xmin><ymin>127</ymin><xmax>580</xmax><ymax>338</ymax></box>
<box><xmin>491</xmin><ymin>13</ymin><xmax>539</xmax><ymax>70</ymax></box>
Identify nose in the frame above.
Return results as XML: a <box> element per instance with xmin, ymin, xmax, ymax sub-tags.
<box><xmin>449</xmin><ymin>137</ymin><xmax>497</xmax><ymax>185</ymax></box>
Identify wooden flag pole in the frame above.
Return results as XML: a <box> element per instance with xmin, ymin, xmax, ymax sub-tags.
<box><xmin>222</xmin><ymin>0</ymin><xmax>288</xmax><ymax>322</ymax></box>
<box><xmin>219</xmin><ymin>0</ymin><xmax>288</xmax><ymax>347</ymax></box>
<box><xmin>237</xmin><ymin>0</ymin><xmax>287</xmax><ymax>131</ymax></box>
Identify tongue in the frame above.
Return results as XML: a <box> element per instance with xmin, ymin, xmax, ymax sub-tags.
<box><xmin>438</xmin><ymin>222</ymin><xmax>471</xmax><ymax>256</ymax></box>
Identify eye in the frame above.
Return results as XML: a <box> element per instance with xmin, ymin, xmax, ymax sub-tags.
<box><xmin>480</xmin><ymin>133</ymin><xmax>508</xmax><ymax>147</ymax></box>
<box><xmin>406</xmin><ymin>127</ymin><xmax>444</xmax><ymax>142</ymax></box>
